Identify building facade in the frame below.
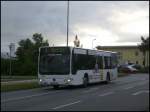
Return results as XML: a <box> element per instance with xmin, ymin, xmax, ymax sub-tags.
<box><xmin>98</xmin><ymin>46</ymin><xmax>149</xmax><ymax>67</ymax></box>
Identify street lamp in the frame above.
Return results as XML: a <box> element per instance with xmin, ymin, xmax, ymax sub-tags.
<box><xmin>92</xmin><ymin>39</ymin><xmax>96</xmax><ymax>49</ymax></box>
<box><xmin>66</xmin><ymin>0</ymin><xmax>69</xmax><ymax>46</ymax></box>
<box><xmin>8</xmin><ymin>43</ymin><xmax>15</xmax><ymax>78</ymax></box>
<box><xmin>9</xmin><ymin>44</ymin><xmax>12</xmax><ymax>78</ymax></box>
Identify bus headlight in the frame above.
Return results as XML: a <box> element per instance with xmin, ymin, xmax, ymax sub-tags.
<box><xmin>67</xmin><ymin>79</ymin><xmax>71</xmax><ymax>82</ymax></box>
<box><xmin>65</xmin><ymin>78</ymin><xmax>73</xmax><ymax>83</ymax></box>
<box><xmin>39</xmin><ymin>79</ymin><xmax>42</xmax><ymax>82</ymax></box>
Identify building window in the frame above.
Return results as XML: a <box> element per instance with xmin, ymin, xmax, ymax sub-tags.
<box><xmin>135</xmin><ymin>51</ymin><xmax>139</xmax><ymax>56</ymax></box>
<box><xmin>143</xmin><ymin>60</ymin><xmax>145</xmax><ymax>66</ymax></box>
<box><xmin>118</xmin><ymin>52</ymin><xmax>122</xmax><ymax>60</ymax></box>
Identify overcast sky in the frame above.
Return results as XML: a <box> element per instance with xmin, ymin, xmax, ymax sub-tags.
<box><xmin>1</xmin><ymin>1</ymin><xmax>149</xmax><ymax>52</ymax></box>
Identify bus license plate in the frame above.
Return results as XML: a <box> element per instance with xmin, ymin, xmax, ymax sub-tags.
<box><xmin>51</xmin><ymin>82</ymin><xmax>58</xmax><ymax>85</ymax></box>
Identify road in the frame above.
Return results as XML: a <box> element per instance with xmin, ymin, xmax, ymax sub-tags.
<box><xmin>1</xmin><ymin>73</ymin><xmax>149</xmax><ymax>111</ymax></box>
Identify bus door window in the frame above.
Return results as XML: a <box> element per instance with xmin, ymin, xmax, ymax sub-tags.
<box><xmin>93</xmin><ymin>56</ymin><xmax>98</xmax><ymax>73</ymax></box>
<box><xmin>104</xmin><ymin>56</ymin><xmax>108</xmax><ymax>69</ymax></box>
<box><xmin>108</xmin><ymin>57</ymin><xmax>111</xmax><ymax>69</ymax></box>
<box><xmin>111</xmin><ymin>54</ymin><xmax>118</xmax><ymax>68</ymax></box>
<box><xmin>110</xmin><ymin>57</ymin><xmax>112</xmax><ymax>69</ymax></box>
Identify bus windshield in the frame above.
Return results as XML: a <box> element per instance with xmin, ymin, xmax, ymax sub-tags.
<box><xmin>39</xmin><ymin>47</ymin><xmax>70</xmax><ymax>75</ymax></box>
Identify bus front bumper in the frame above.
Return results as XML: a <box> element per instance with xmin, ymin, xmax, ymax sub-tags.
<box><xmin>39</xmin><ymin>79</ymin><xmax>73</xmax><ymax>87</ymax></box>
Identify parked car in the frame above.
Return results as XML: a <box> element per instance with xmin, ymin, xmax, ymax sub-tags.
<box><xmin>130</xmin><ymin>64</ymin><xmax>142</xmax><ymax>70</ymax></box>
<box><xmin>118</xmin><ymin>64</ymin><xmax>138</xmax><ymax>73</ymax></box>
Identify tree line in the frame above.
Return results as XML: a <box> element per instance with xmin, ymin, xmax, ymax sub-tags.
<box><xmin>138</xmin><ymin>36</ymin><xmax>149</xmax><ymax>67</ymax></box>
<box><xmin>1</xmin><ymin>33</ymin><xmax>49</xmax><ymax>76</ymax></box>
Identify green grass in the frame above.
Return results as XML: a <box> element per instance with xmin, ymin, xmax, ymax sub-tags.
<box><xmin>1</xmin><ymin>81</ymin><xmax>40</xmax><ymax>92</ymax></box>
<box><xmin>1</xmin><ymin>75</ymin><xmax>37</xmax><ymax>82</ymax></box>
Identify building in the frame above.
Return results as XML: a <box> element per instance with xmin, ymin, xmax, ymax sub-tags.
<box><xmin>97</xmin><ymin>45</ymin><xmax>149</xmax><ymax>67</ymax></box>
<box><xmin>1</xmin><ymin>43</ymin><xmax>16</xmax><ymax>59</ymax></box>
<box><xmin>1</xmin><ymin>52</ymin><xmax>10</xmax><ymax>59</ymax></box>
<box><xmin>9</xmin><ymin>43</ymin><xmax>16</xmax><ymax>58</ymax></box>
<box><xmin>1</xmin><ymin>52</ymin><xmax>17</xmax><ymax>60</ymax></box>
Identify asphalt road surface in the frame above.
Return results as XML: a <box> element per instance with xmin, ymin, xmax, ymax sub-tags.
<box><xmin>1</xmin><ymin>73</ymin><xmax>149</xmax><ymax>111</ymax></box>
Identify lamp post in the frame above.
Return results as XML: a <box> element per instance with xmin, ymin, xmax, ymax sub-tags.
<box><xmin>9</xmin><ymin>44</ymin><xmax>12</xmax><ymax>78</ymax></box>
<box><xmin>66</xmin><ymin>0</ymin><xmax>69</xmax><ymax>46</ymax></box>
<box><xmin>8</xmin><ymin>43</ymin><xmax>15</xmax><ymax>78</ymax></box>
<box><xmin>92</xmin><ymin>39</ymin><xmax>96</xmax><ymax>49</ymax></box>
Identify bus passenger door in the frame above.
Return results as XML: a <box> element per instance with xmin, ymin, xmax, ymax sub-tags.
<box><xmin>97</xmin><ymin>55</ymin><xmax>104</xmax><ymax>81</ymax></box>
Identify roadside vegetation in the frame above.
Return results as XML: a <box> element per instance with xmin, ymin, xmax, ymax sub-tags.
<box><xmin>1</xmin><ymin>76</ymin><xmax>37</xmax><ymax>82</ymax></box>
<box><xmin>1</xmin><ymin>33</ymin><xmax>49</xmax><ymax>76</ymax></box>
<box><xmin>1</xmin><ymin>33</ymin><xmax>48</xmax><ymax>92</ymax></box>
<box><xmin>138</xmin><ymin>36</ymin><xmax>149</xmax><ymax>68</ymax></box>
<box><xmin>1</xmin><ymin>81</ymin><xmax>40</xmax><ymax>92</ymax></box>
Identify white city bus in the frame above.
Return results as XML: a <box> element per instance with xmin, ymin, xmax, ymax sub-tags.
<box><xmin>38</xmin><ymin>46</ymin><xmax>118</xmax><ymax>89</ymax></box>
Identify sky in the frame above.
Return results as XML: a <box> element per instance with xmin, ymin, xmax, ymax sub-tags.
<box><xmin>1</xmin><ymin>1</ymin><xmax>149</xmax><ymax>52</ymax></box>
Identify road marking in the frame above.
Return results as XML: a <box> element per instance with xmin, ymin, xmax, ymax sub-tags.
<box><xmin>99</xmin><ymin>92</ymin><xmax>114</xmax><ymax>96</ymax></box>
<box><xmin>92</xmin><ymin>87</ymin><xmax>99</xmax><ymax>90</ymax></box>
<box><xmin>132</xmin><ymin>90</ymin><xmax>149</xmax><ymax>96</ymax></box>
<box><xmin>124</xmin><ymin>86</ymin><xmax>135</xmax><ymax>90</ymax></box>
<box><xmin>136</xmin><ymin>81</ymin><xmax>149</xmax><ymax>86</ymax></box>
<box><xmin>2</xmin><ymin>91</ymin><xmax>59</xmax><ymax>103</ymax></box>
<box><xmin>82</xmin><ymin>87</ymin><xmax>99</xmax><ymax>93</ymax></box>
<box><xmin>52</xmin><ymin>100</ymin><xmax>81</xmax><ymax>109</ymax></box>
<box><xmin>140</xmin><ymin>78</ymin><xmax>147</xmax><ymax>81</ymax></box>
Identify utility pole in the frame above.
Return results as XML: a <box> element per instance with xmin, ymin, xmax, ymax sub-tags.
<box><xmin>9</xmin><ymin>44</ymin><xmax>12</xmax><ymax>78</ymax></box>
<box><xmin>66</xmin><ymin>0</ymin><xmax>69</xmax><ymax>46</ymax></box>
<box><xmin>8</xmin><ymin>43</ymin><xmax>15</xmax><ymax>78</ymax></box>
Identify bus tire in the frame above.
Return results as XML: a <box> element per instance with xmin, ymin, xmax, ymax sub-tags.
<box><xmin>53</xmin><ymin>85</ymin><xmax>59</xmax><ymax>89</ymax></box>
<box><xmin>105</xmin><ymin>73</ymin><xmax>110</xmax><ymax>84</ymax></box>
<box><xmin>83</xmin><ymin>76</ymin><xmax>88</xmax><ymax>88</ymax></box>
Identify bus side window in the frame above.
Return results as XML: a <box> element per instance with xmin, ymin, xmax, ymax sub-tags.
<box><xmin>110</xmin><ymin>57</ymin><xmax>112</xmax><ymax>69</ymax></box>
<box><xmin>72</xmin><ymin>54</ymin><xmax>78</xmax><ymax>74</ymax></box>
<box><xmin>111</xmin><ymin>54</ymin><xmax>117</xmax><ymax>68</ymax></box>
<box><xmin>104</xmin><ymin>56</ymin><xmax>111</xmax><ymax>69</ymax></box>
<box><xmin>104</xmin><ymin>57</ymin><xmax>107</xmax><ymax>69</ymax></box>
<box><xmin>97</xmin><ymin>56</ymin><xmax>103</xmax><ymax>69</ymax></box>
<box><xmin>87</xmin><ymin>55</ymin><xmax>96</xmax><ymax>69</ymax></box>
<box><xmin>108</xmin><ymin>57</ymin><xmax>111</xmax><ymax>69</ymax></box>
<box><xmin>72</xmin><ymin>54</ymin><xmax>89</xmax><ymax>74</ymax></box>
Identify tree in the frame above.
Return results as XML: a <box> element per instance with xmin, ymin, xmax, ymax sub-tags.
<box><xmin>16</xmin><ymin>33</ymin><xmax>49</xmax><ymax>75</ymax></box>
<box><xmin>32</xmin><ymin>33</ymin><xmax>49</xmax><ymax>74</ymax></box>
<box><xmin>138</xmin><ymin>36</ymin><xmax>149</xmax><ymax>67</ymax></box>
<box><xmin>1</xmin><ymin>58</ymin><xmax>10</xmax><ymax>75</ymax></box>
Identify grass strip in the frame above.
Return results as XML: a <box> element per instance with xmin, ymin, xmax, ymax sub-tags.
<box><xmin>1</xmin><ymin>81</ymin><xmax>40</xmax><ymax>92</ymax></box>
<box><xmin>1</xmin><ymin>76</ymin><xmax>37</xmax><ymax>82</ymax></box>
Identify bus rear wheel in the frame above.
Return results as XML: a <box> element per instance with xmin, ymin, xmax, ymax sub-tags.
<box><xmin>83</xmin><ymin>77</ymin><xmax>88</xmax><ymax>87</ymax></box>
<box><xmin>105</xmin><ymin>73</ymin><xmax>110</xmax><ymax>84</ymax></box>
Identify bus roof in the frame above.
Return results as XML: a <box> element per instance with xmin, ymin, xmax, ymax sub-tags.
<box><xmin>39</xmin><ymin>46</ymin><xmax>117</xmax><ymax>54</ymax></box>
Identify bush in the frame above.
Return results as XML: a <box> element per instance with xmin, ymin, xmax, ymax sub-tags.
<box><xmin>137</xmin><ymin>66</ymin><xmax>149</xmax><ymax>73</ymax></box>
<box><xmin>1</xmin><ymin>81</ymin><xmax>39</xmax><ymax>92</ymax></box>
